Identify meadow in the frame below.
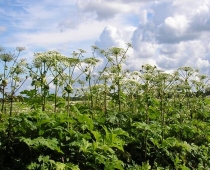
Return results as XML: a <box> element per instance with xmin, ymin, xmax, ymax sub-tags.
<box><xmin>0</xmin><ymin>45</ymin><xmax>210</xmax><ymax>169</ymax></box>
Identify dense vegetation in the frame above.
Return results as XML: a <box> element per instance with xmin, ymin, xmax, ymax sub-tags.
<box><xmin>0</xmin><ymin>45</ymin><xmax>210</xmax><ymax>169</ymax></box>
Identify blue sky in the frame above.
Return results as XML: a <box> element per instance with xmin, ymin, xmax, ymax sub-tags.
<box><xmin>1</xmin><ymin>0</ymin><xmax>210</xmax><ymax>75</ymax></box>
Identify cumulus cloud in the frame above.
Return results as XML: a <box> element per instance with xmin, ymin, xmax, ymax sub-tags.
<box><xmin>150</xmin><ymin>1</ymin><xmax>173</xmax><ymax>25</ymax></box>
<box><xmin>94</xmin><ymin>25</ymin><xmax>158</xmax><ymax>71</ymax></box>
<box><xmin>77</xmin><ymin>0</ymin><xmax>120</xmax><ymax>20</ymax></box>
<box><xmin>131</xmin><ymin>22</ymin><xmax>157</xmax><ymax>58</ymax></box>
<box><xmin>153</xmin><ymin>0</ymin><xmax>210</xmax><ymax>44</ymax></box>
<box><xmin>156</xmin><ymin>15</ymin><xmax>198</xmax><ymax>43</ymax></box>
<box><xmin>1</xmin><ymin>0</ymin><xmax>210</xmax><ymax>77</ymax></box>
<box><xmin>194</xmin><ymin>58</ymin><xmax>210</xmax><ymax>73</ymax></box>
<box><xmin>156</xmin><ymin>40</ymin><xmax>207</xmax><ymax>69</ymax></box>
<box><xmin>92</xmin><ymin>0</ymin><xmax>210</xmax><ymax>75</ymax></box>
<box><xmin>190</xmin><ymin>5</ymin><xmax>210</xmax><ymax>32</ymax></box>
<box><xmin>95</xmin><ymin>25</ymin><xmax>136</xmax><ymax>49</ymax></box>
<box><xmin>77</xmin><ymin>0</ymin><xmax>140</xmax><ymax>20</ymax></box>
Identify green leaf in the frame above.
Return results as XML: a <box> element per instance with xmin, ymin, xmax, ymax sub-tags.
<box><xmin>91</xmin><ymin>130</ymin><xmax>102</xmax><ymax>142</ymax></box>
<box><xmin>77</xmin><ymin>113</ymin><xmax>94</xmax><ymax>130</ymax></box>
<box><xmin>102</xmin><ymin>126</ymin><xmax>126</xmax><ymax>152</ymax></box>
<box><xmin>20</xmin><ymin>137</ymin><xmax>64</xmax><ymax>154</ymax></box>
<box><xmin>66</xmin><ymin>163</ymin><xmax>80</xmax><ymax>170</ymax></box>
<box><xmin>79</xmin><ymin>138</ymin><xmax>92</xmax><ymax>153</ymax></box>
<box><xmin>55</xmin><ymin>162</ymin><xmax>66</xmax><ymax>170</ymax></box>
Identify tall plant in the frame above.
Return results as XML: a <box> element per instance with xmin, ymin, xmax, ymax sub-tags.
<box><xmin>27</xmin><ymin>51</ymin><xmax>67</xmax><ymax>111</ymax></box>
<box><xmin>0</xmin><ymin>47</ymin><xmax>26</xmax><ymax>113</ymax></box>
<box><xmin>99</xmin><ymin>43</ymin><xmax>132</xmax><ymax>112</ymax></box>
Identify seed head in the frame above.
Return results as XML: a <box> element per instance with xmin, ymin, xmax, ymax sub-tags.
<box><xmin>0</xmin><ymin>53</ymin><xmax>13</xmax><ymax>62</ymax></box>
<box><xmin>16</xmin><ymin>47</ymin><xmax>26</xmax><ymax>52</ymax></box>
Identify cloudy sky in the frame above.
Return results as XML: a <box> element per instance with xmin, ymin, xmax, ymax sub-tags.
<box><xmin>1</xmin><ymin>0</ymin><xmax>210</xmax><ymax>75</ymax></box>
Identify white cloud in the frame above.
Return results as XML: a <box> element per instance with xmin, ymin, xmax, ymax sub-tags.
<box><xmin>150</xmin><ymin>1</ymin><xmax>174</xmax><ymax>25</ymax></box>
<box><xmin>1</xmin><ymin>0</ymin><xmax>210</xmax><ymax>77</ymax></box>
<box><xmin>190</xmin><ymin>5</ymin><xmax>210</xmax><ymax>31</ymax></box>
<box><xmin>131</xmin><ymin>22</ymin><xmax>157</xmax><ymax>58</ymax></box>
<box><xmin>95</xmin><ymin>25</ymin><xmax>136</xmax><ymax>49</ymax></box>
<box><xmin>152</xmin><ymin>0</ymin><xmax>210</xmax><ymax>44</ymax></box>
<box><xmin>156</xmin><ymin>15</ymin><xmax>197</xmax><ymax>43</ymax></box>
<box><xmin>138</xmin><ymin>9</ymin><xmax>148</xmax><ymax>24</ymax></box>
<box><xmin>94</xmin><ymin>24</ymin><xmax>158</xmax><ymax>71</ymax></box>
<box><xmin>157</xmin><ymin>41</ymin><xmax>207</xmax><ymax>69</ymax></box>
<box><xmin>92</xmin><ymin>0</ymin><xmax>210</xmax><ymax>75</ymax></box>
<box><xmin>2</xmin><ymin>21</ymin><xmax>107</xmax><ymax>61</ymax></box>
<box><xmin>194</xmin><ymin>58</ymin><xmax>210</xmax><ymax>70</ymax></box>
<box><xmin>0</xmin><ymin>26</ymin><xmax>6</xmax><ymax>33</ymax></box>
<box><xmin>77</xmin><ymin>0</ymin><xmax>140</xmax><ymax>20</ymax></box>
<box><xmin>125</xmin><ymin>57</ymin><xmax>157</xmax><ymax>71</ymax></box>
<box><xmin>134</xmin><ymin>42</ymin><xmax>157</xmax><ymax>58</ymax></box>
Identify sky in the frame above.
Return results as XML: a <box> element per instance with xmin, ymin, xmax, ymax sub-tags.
<box><xmin>1</xmin><ymin>0</ymin><xmax>210</xmax><ymax>76</ymax></box>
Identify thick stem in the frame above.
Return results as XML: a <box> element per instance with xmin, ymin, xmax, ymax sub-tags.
<box><xmin>8</xmin><ymin>79</ymin><xmax>16</xmax><ymax>138</ymax></box>
<box><xmin>1</xmin><ymin>61</ymin><xmax>7</xmax><ymax>113</ymax></box>
<box><xmin>160</xmin><ymin>93</ymin><xmax>165</xmax><ymax>143</ymax></box>
<box><xmin>144</xmin><ymin>83</ymin><xmax>149</xmax><ymax>160</ymax></box>
<box><xmin>104</xmin><ymin>78</ymin><xmax>107</xmax><ymax>115</ymax></box>
<box><xmin>88</xmin><ymin>76</ymin><xmax>93</xmax><ymax>109</ymax></box>
<box><xmin>144</xmin><ymin>104</ymin><xmax>149</xmax><ymax>160</ymax></box>
<box><xmin>42</xmin><ymin>62</ymin><xmax>46</xmax><ymax>112</ymax></box>
<box><xmin>42</xmin><ymin>95</ymin><xmax>46</xmax><ymax>111</ymax></box>
<box><xmin>117</xmin><ymin>78</ymin><xmax>121</xmax><ymax>112</ymax></box>
<box><xmin>9</xmin><ymin>80</ymin><xmax>15</xmax><ymax>117</ymax></box>
<box><xmin>67</xmin><ymin>92</ymin><xmax>71</xmax><ymax>129</ymax></box>
<box><xmin>54</xmin><ymin>82</ymin><xmax>58</xmax><ymax>113</ymax></box>
<box><xmin>1</xmin><ymin>87</ymin><xmax>5</xmax><ymax>113</ymax></box>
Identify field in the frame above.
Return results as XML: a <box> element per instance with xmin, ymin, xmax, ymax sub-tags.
<box><xmin>0</xmin><ymin>46</ymin><xmax>210</xmax><ymax>169</ymax></box>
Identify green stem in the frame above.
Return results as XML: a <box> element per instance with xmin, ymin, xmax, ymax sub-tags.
<box><xmin>88</xmin><ymin>76</ymin><xmax>93</xmax><ymax>109</ymax></box>
<box><xmin>54</xmin><ymin>83</ymin><xmax>58</xmax><ymax>113</ymax></box>
<box><xmin>104</xmin><ymin>78</ymin><xmax>107</xmax><ymax>115</ymax></box>
<box><xmin>1</xmin><ymin>61</ymin><xmax>7</xmax><ymax>113</ymax></box>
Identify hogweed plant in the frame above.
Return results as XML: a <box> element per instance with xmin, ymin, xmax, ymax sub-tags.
<box><xmin>48</xmin><ymin>52</ymin><xmax>66</xmax><ymax>113</ymax></box>
<box><xmin>62</xmin><ymin>54</ymin><xmax>81</xmax><ymax>121</ymax></box>
<box><xmin>27</xmin><ymin>51</ymin><xmax>59</xmax><ymax>111</ymax></box>
<box><xmin>122</xmin><ymin>71</ymin><xmax>142</xmax><ymax>114</ymax></box>
<box><xmin>0</xmin><ymin>44</ymin><xmax>210</xmax><ymax>169</ymax></box>
<box><xmin>99</xmin><ymin>44</ymin><xmax>132</xmax><ymax>112</ymax></box>
<box><xmin>99</xmin><ymin>72</ymin><xmax>111</xmax><ymax>115</ymax></box>
<box><xmin>0</xmin><ymin>46</ymin><xmax>26</xmax><ymax>114</ymax></box>
<box><xmin>81</xmin><ymin>57</ymin><xmax>100</xmax><ymax>109</ymax></box>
